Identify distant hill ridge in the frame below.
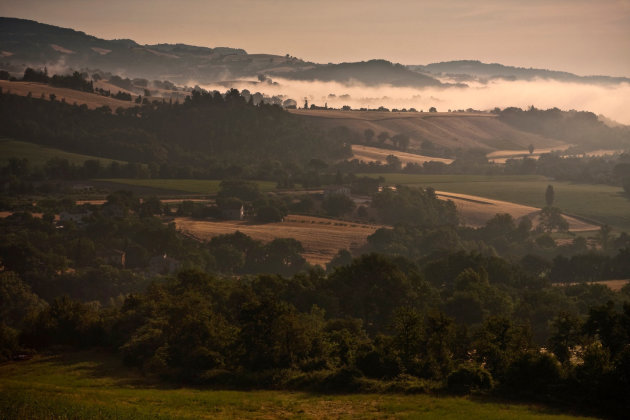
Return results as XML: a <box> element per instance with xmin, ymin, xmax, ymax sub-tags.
<box><xmin>1</xmin><ymin>18</ymin><xmax>628</xmax><ymax>87</ymax></box>
<box><xmin>0</xmin><ymin>17</ymin><xmax>285</xmax><ymax>83</ymax></box>
<box><xmin>409</xmin><ymin>60</ymin><xmax>630</xmax><ymax>85</ymax></box>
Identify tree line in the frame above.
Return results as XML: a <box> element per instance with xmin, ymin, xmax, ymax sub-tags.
<box><xmin>0</xmin><ymin>88</ymin><xmax>351</xmax><ymax>173</ymax></box>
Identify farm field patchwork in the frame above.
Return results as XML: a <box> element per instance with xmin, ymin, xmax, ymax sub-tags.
<box><xmin>0</xmin><ymin>351</ymin><xmax>597</xmax><ymax>420</ymax></box>
<box><xmin>0</xmin><ymin>138</ymin><xmax>126</xmax><ymax>167</ymax></box>
<box><xmin>175</xmin><ymin>214</ymin><xmax>383</xmax><ymax>266</ymax></box>
<box><xmin>96</xmin><ymin>179</ymin><xmax>277</xmax><ymax>195</ymax></box>
<box><xmin>365</xmin><ymin>174</ymin><xmax>630</xmax><ymax>231</ymax></box>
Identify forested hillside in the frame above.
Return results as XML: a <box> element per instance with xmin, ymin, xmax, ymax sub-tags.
<box><xmin>0</xmin><ymin>88</ymin><xmax>351</xmax><ymax>170</ymax></box>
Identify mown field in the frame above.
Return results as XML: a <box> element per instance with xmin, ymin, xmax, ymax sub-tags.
<box><xmin>0</xmin><ymin>138</ymin><xmax>125</xmax><ymax>167</ymax></box>
<box><xmin>176</xmin><ymin>215</ymin><xmax>382</xmax><ymax>266</ymax></box>
<box><xmin>351</xmin><ymin>144</ymin><xmax>453</xmax><ymax>165</ymax></box>
<box><xmin>97</xmin><ymin>178</ymin><xmax>277</xmax><ymax>195</ymax></box>
<box><xmin>0</xmin><ymin>351</ymin><xmax>596</xmax><ymax>420</ymax></box>
<box><xmin>365</xmin><ymin>174</ymin><xmax>630</xmax><ymax>231</ymax></box>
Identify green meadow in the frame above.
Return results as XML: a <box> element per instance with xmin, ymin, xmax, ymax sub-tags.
<box><xmin>0</xmin><ymin>352</ymin><xmax>596</xmax><ymax>420</ymax></box>
<box><xmin>97</xmin><ymin>178</ymin><xmax>278</xmax><ymax>195</ymax></box>
<box><xmin>0</xmin><ymin>138</ymin><xmax>125</xmax><ymax>167</ymax></box>
<box><xmin>365</xmin><ymin>174</ymin><xmax>630</xmax><ymax>231</ymax></box>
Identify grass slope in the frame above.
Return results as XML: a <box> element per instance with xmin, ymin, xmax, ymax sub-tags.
<box><xmin>0</xmin><ymin>80</ymin><xmax>136</xmax><ymax>110</ymax></box>
<box><xmin>0</xmin><ymin>138</ymin><xmax>126</xmax><ymax>167</ymax></box>
<box><xmin>0</xmin><ymin>351</ymin><xmax>595</xmax><ymax>420</ymax></box>
<box><xmin>366</xmin><ymin>174</ymin><xmax>630</xmax><ymax>231</ymax></box>
<box><xmin>291</xmin><ymin>110</ymin><xmax>566</xmax><ymax>153</ymax></box>
<box><xmin>97</xmin><ymin>178</ymin><xmax>277</xmax><ymax>195</ymax></box>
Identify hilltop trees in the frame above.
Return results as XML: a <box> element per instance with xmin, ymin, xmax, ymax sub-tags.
<box><xmin>371</xmin><ymin>186</ymin><xmax>458</xmax><ymax>227</ymax></box>
<box><xmin>0</xmin><ymin>88</ymin><xmax>352</xmax><ymax>175</ymax></box>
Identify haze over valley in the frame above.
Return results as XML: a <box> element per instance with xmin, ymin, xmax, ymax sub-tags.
<box><xmin>1</xmin><ymin>2</ymin><xmax>630</xmax><ymax>419</ymax></box>
<box><xmin>2</xmin><ymin>17</ymin><xmax>630</xmax><ymax>124</ymax></box>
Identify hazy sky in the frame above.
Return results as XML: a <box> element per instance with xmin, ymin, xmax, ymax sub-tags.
<box><xmin>2</xmin><ymin>0</ymin><xmax>629</xmax><ymax>76</ymax></box>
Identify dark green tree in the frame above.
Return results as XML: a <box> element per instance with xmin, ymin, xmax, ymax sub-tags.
<box><xmin>545</xmin><ymin>185</ymin><xmax>555</xmax><ymax>207</ymax></box>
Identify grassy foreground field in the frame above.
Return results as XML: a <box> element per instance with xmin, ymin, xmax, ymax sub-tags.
<box><xmin>0</xmin><ymin>138</ymin><xmax>125</xmax><ymax>167</ymax></box>
<box><xmin>0</xmin><ymin>351</ymin><xmax>596</xmax><ymax>420</ymax></box>
<box><xmin>96</xmin><ymin>179</ymin><xmax>277</xmax><ymax>195</ymax></box>
<box><xmin>366</xmin><ymin>174</ymin><xmax>630</xmax><ymax>231</ymax></box>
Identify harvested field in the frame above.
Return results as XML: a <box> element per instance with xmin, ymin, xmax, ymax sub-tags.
<box><xmin>0</xmin><ymin>81</ymin><xmax>136</xmax><ymax>110</ymax></box>
<box><xmin>175</xmin><ymin>215</ymin><xmax>384</xmax><ymax>266</ymax></box>
<box><xmin>596</xmin><ymin>279</ymin><xmax>630</xmax><ymax>291</ymax></box>
<box><xmin>437</xmin><ymin>191</ymin><xmax>599</xmax><ymax>231</ymax></box>
<box><xmin>554</xmin><ymin>279</ymin><xmax>630</xmax><ymax>292</ymax></box>
<box><xmin>351</xmin><ymin>144</ymin><xmax>453</xmax><ymax>165</ymax></box>
<box><xmin>583</xmin><ymin>149</ymin><xmax>627</xmax><ymax>157</ymax></box>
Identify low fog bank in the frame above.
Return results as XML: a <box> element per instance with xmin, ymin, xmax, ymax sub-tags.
<box><xmin>200</xmin><ymin>77</ymin><xmax>630</xmax><ymax>125</ymax></box>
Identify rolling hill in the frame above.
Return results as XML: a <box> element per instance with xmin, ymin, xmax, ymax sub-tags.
<box><xmin>0</xmin><ymin>17</ymin><xmax>310</xmax><ymax>84</ymax></box>
<box><xmin>3</xmin><ymin>18</ymin><xmax>628</xmax><ymax>90</ymax></box>
<box><xmin>271</xmin><ymin>59</ymin><xmax>448</xmax><ymax>87</ymax></box>
<box><xmin>290</xmin><ymin>109</ymin><xmax>568</xmax><ymax>153</ymax></box>
<box><xmin>0</xmin><ymin>18</ymin><xmax>445</xmax><ymax>87</ymax></box>
<box><xmin>409</xmin><ymin>60</ymin><xmax>630</xmax><ymax>85</ymax></box>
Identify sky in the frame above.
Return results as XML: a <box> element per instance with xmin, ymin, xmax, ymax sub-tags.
<box><xmin>1</xmin><ymin>0</ymin><xmax>629</xmax><ymax>77</ymax></box>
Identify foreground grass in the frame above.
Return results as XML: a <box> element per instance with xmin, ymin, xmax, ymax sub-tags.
<box><xmin>0</xmin><ymin>138</ymin><xmax>126</xmax><ymax>167</ymax></box>
<box><xmin>0</xmin><ymin>351</ymin><xmax>596</xmax><ymax>419</ymax></box>
<box><xmin>96</xmin><ymin>179</ymin><xmax>278</xmax><ymax>195</ymax></box>
<box><xmin>366</xmin><ymin>174</ymin><xmax>630</xmax><ymax>231</ymax></box>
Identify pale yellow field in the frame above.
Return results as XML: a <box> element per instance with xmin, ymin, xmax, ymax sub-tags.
<box><xmin>0</xmin><ymin>81</ymin><xmax>136</xmax><ymax>110</ymax></box>
<box><xmin>487</xmin><ymin>146</ymin><xmax>572</xmax><ymax>163</ymax></box>
<box><xmin>351</xmin><ymin>144</ymin><xmax>453</xmax><ymax>165</ymax></box>
<box><xmin>554</xmin><ymin>279</ymin><xmax>629</xmax><ymax>291</ymax></box>
<box><xmin>597</xmin><ymin>279</ymin><xmax>630</xmax><ymax>291</ymax></box>
<box><xmin>437</xmin><ymin>191</ymin><xmax>599</xmax><ymax>231</ymax></box>
<box><xmin>175</xmin><ymin>215</ymin><xmax>384</xmax><ymax>266</ymax></box>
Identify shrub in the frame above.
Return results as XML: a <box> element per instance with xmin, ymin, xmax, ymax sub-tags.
<box><xmin>503</xmin><ymin>352</ymin><xmax>563</xmax><ymax>397</ymax></box>
<box><xmin>256</xmin><ymin>206</ymin><xmax>283</xmax><ymax>223</ymax></box>
<box><xmin>447</xmin><ymin>364</ymin><xmax>494</xmax><ymax>394</ymax></box>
